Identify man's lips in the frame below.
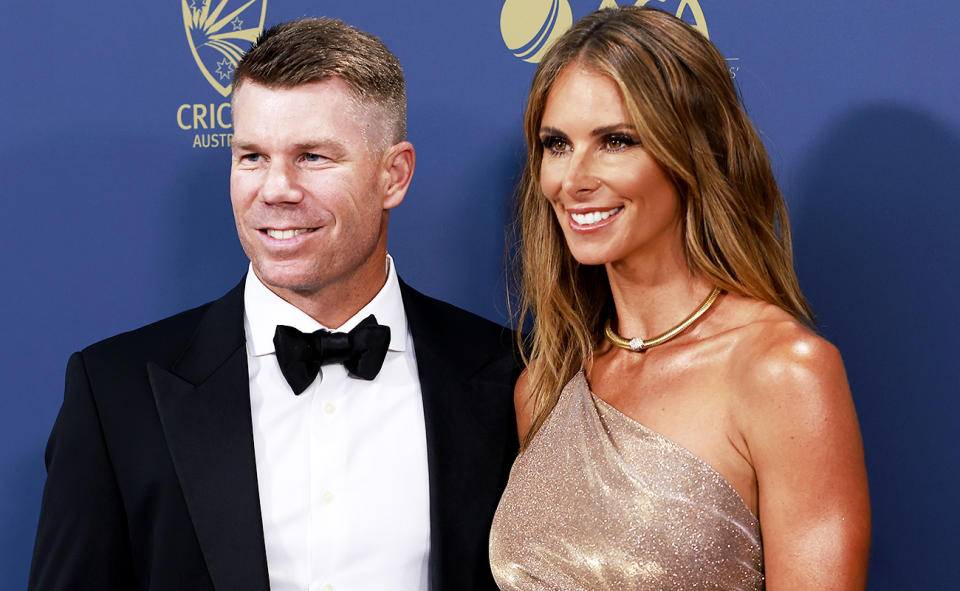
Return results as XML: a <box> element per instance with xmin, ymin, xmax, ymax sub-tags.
<box><xmin>260</xmin><ymin>227</ymin><xmax>319</xmax><ymax>240</ymax></box>
<box><xmin>568</xmin><ymin>206</ymin><xmax>623</xmax><ymax>231</ymax></box>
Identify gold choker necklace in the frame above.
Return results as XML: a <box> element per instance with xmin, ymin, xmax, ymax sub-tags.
<box><xmin>604</xmin><ymin>286</ymin><xmax>722</xmax><ymax>352</ymax></box>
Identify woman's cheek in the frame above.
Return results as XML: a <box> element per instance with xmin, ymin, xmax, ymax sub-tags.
<box><xmin>539</xmin><ymin>164</ymin><xmax>563</xmax><ymax>202</ymax></box>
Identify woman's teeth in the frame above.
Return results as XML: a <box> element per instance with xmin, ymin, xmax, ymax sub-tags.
<box><xmin>266</xmin><ymin>228</ymin><xmax>315</xmax><ymax>239</ymax></box>
<box><xmin>571</xmin><ymin>207</ymin><xmax>621</xmax><ymax>226</ymax></box>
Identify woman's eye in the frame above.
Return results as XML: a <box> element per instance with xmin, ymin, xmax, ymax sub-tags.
<box><xmin>604</xmin><ymin>134</ymin><xmax>637</xmax><ymax>151</ymax></box>
<box><xmin>541</xmin><ymin>136</ymin><xmax>570</xmax><ymax>155</ymax></box>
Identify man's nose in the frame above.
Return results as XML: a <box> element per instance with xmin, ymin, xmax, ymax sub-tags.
<box><xmin>260</xmin><ymin>161</ymin><xmax>304</xmax><ymax>204</ymax></box>
<box><xmin>560</xmin><ymin>151</ymin><xmax>600</xmax><ymax>200</ymax></box>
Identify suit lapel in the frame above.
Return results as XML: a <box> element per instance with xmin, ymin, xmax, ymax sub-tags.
<box><xmin>400</xmin><ymin>281</ymin><xmax>516</xmax><ymax>591</ymax></box>
<box><xmin>148</xmin><ymin>281</ymin><xmax>270</xmax><ymax>591</ymax></box>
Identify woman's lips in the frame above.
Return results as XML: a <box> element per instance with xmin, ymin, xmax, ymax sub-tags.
<box><xmin>568</xmin><ymin>206</ymin><xmax>623</xmax><ymax>232</ymax></box>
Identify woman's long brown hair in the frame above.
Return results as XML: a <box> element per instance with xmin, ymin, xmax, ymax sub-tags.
<box><xmin>514</xmin><ymin>6</ymin><xmax>813</xmax><ymax>450</ymax></box>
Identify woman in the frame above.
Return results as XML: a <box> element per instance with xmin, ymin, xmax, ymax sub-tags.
<box><xmin>489</xmin><ymin>6</ymin><xmax>870</xmax><ymax>590</ymax></box>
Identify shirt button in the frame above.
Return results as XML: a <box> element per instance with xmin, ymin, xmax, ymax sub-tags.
<box><xmin>321</xmin><ymin>491</ymin><xmax>334</xmax><ymax>503</ymax></box>
<box><xmin>323</xmin><ymin>402</ymin><xmax>336</xmax><ymax>414</ymax></box>
<box><xmin>320</xmin><ymin>584</ymin><xmax>335</xmax><ymax>591</ymax></box>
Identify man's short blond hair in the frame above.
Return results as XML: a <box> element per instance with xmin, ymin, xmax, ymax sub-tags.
<box><xmin>233</xmin><ymin>18</ymin><xmax>406</xmax><ymax>144</ymax></box>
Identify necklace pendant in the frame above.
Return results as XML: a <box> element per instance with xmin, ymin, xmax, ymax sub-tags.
<box><xmin>603</xmin><ymin>286</ymin><xmax>722</xmax><ymax>354</ymax></box>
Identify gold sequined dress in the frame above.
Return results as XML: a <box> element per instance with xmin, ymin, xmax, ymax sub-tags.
<box><xmin>489</xmin><ymin>370</ymin><xmax>764</xmax><ymax>590</ymax></box>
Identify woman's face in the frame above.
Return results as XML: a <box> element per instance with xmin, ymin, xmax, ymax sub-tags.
<box><xmin>538</xmin><ymin>66</ymin><xmax>682</xmax><ymax>268</ymax></box>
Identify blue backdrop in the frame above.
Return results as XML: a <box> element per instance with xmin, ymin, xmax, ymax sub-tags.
<box><xmin>2</xmin><ymin>1</ymin><xmax>957</xmax><ymax>588</ymax></box>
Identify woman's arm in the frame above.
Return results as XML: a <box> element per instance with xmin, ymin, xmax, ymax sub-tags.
<box><xmin>740</xmin><ymin>328</ymin><xmax>870</xmax><ymax>590</ymax></box>
<box><xmin>514</xmin><ymin>368</ymin><xmax>535</xmax><ymax>442</ymax></box>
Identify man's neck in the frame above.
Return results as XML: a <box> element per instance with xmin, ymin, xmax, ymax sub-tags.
<box><xmin>256</xmin><ymin>256</ymin><xmax>390</xmax><ymax>329</ymax></box>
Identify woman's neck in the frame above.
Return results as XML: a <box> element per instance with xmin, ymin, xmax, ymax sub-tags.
<box><xmin>605</xmin><ymin>248</ymin><xmax>714</xmax><ymax>340</ymax></box>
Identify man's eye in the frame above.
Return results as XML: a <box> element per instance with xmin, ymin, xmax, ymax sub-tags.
<box><xmin>302</xmin><ymin>153</ymin><xmax>327</xmax><ymax>162</ymax></box>
<box><xmin>239</xmin><ymin>153</ymin><xmax>261</xmax><ymax>163</ymax></box>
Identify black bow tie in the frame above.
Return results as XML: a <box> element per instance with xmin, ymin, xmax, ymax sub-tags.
<box><xmin>273</xmin><ymin>315</ymin><xmax>391</xmax><ymax>394</ymax></box>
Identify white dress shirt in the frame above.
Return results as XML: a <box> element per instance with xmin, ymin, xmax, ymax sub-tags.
<box><xmin>244</xmin><ymin>255</ymin><xmax>430</xmax><ymax>591</ymax></box>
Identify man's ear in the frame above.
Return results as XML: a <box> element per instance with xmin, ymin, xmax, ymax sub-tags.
<box><xmin>380</xmin><ymin>141</ymin><xmax>415</xmax><ymax>210</ymax></box>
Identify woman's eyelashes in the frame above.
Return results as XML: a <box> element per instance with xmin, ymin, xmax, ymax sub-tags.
<box><xmin>541</xmin><ymin>135</ymin><xmax>570</xmax><ymax>156</ymax></box>
<box><xmin>540</xmin><ymin>133</ymin><xmax>640</xmax><ymax>156</ymax></box>
<box><xmin>602</xmin><ymin>133</ymin><xmax>638</xmax><ymax>152</ymax></box>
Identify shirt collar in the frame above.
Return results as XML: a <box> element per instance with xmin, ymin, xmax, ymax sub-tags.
<box><xmin>244</xmin><ymin>254</ymin><xmax>408</xmax><ymax>357</ymax></box>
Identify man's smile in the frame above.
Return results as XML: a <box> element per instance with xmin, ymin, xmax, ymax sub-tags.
<box><xmin>262</xmin><ymin>227</ymin><xmax>319</xmax><ymax>240</ymax></box>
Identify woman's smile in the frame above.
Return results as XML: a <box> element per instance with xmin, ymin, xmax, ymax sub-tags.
<box><xmin>567</xmin><ymin>206</ymin><xmax>623</xmax><ymax>232</ymax></box>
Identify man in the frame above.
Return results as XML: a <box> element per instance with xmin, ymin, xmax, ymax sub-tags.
<box><xmin>29</xmin><ymin>18</ymin><xmax>518</xmax><ymax>591</ymax></box>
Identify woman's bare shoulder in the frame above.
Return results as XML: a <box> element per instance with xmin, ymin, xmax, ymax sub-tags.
<box><xmin>742</xmin><ymin>312</ymin><xmax>841</xmax><ymax>390</ymax></box>
<box><xmin>722</xmin><ymin>301</ymin><xmax>851</xmax><ymax>440</ymax></box>
<box><xmin>721</xmin><ymin>302</ymin><xmax>869</xmax><ymax>587</ymax></box>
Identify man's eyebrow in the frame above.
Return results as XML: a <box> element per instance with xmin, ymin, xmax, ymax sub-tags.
<box><xmin>293</xmin><ymin>139</ymin><xmax>347</xmax><ymax>154</ymax></box>
<box><xmin>231</xmin><ymin>139</ymin><xmax>258</xmax><ymax>152</ymax></box>
<box><xmin>230</xmin><ymin>139</ymin><xmax>349</xmax><ymax>155</ymax></box>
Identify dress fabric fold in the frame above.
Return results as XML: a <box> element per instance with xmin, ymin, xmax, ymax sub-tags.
<box><xmin>490</xmin><ymin>370</ymin><xmax>764</xmax><ymax>591</ymax></box>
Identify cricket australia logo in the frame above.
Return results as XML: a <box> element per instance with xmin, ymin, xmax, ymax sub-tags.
<box><xmin>500</xmin><ymin>0</ymin><xmax>709</xmax><ymax>64</ymax></box>
<box><xmin>182</xmin><ymin>0</ymin><xmax>268</xmax><ymax>97</ymax></box>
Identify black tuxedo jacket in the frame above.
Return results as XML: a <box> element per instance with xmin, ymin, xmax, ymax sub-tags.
<box><xmin>29</xmin><ymin>279</ymin><xmax>519</xmax><ymax>591</ymax></box>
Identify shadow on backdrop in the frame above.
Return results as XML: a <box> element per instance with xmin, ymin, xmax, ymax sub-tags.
<box><xmin>791</xmin><ymin>104</ymin><xmax>960</xmax><ymax>589</ymax></box>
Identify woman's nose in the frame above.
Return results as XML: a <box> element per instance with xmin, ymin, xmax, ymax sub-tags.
<box><xmin>561</xmin><ymin>151</ymin><xmax>600</xmax><ymax>199</ymax></box>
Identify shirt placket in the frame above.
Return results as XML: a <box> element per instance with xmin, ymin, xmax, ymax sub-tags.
<box><xmin>309</xmin><ymin>365</ymin><xmax>349</xmax><ymax>591</ymax></box>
